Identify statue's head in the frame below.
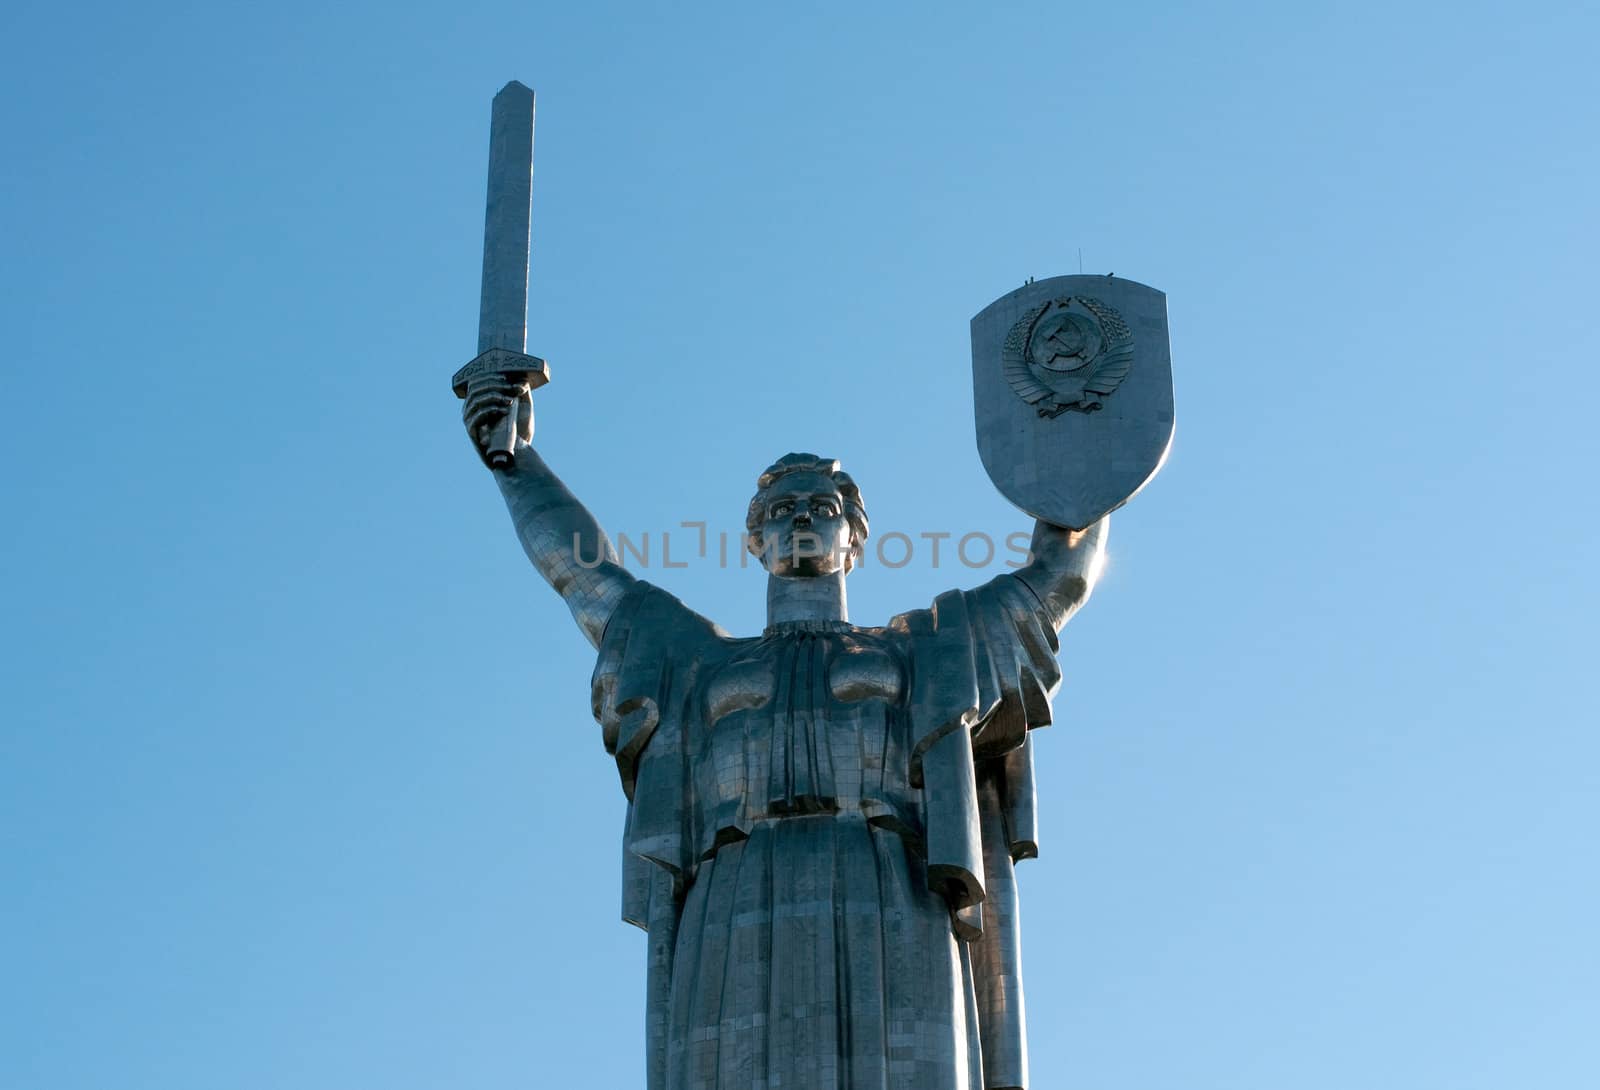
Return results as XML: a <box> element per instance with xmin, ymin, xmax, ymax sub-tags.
<box><xmin>745</xmin><ymin>453</ymin><xmax>869</xmax><ymax>577</ymax></box>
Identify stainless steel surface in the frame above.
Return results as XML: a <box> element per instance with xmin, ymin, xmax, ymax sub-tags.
<box><xmin>461</xmin><ymin>396</ymin><xmax>1113</xmax><ymax>1089</ymax></box>
<box><xmin>451</xmin><ymin>82</ymin><xmax>549</xmax><ymax>470</ymax></box>
<box><xmin>453</xmin><ymin>93</ymin><xmax>1168</xmax><ymax>1084</ymax></box>
<box><xmin>477</xmin><ymin>81</ymin><xmax>534</xmax><ymax>356</ymax></box>
<box><xmin>971</xmin><ymin>274</ymin><xmax>1174</xmax><ymax>530</ymax></box>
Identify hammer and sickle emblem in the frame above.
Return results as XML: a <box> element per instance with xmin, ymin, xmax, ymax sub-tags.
<box><xmin>1002</xmin><ymin>296</ymin><xmax>1135</xmax><ymax>416</ymax></box>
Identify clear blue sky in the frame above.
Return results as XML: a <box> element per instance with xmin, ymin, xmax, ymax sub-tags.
<box><xmin>3</xmin><ymin>2</ymin><xmax>1596</xmax><ymax>1087</ymax></box>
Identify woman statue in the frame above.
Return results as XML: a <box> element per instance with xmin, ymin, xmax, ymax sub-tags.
<box><xmin>464</xmin><ymin>379</ymin><xmax>1107</xmax><ymax>1090</ymax></box>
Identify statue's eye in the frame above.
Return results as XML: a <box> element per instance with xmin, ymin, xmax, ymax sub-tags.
<box><xmin>772</xmin><ymin>502</ymin><xmax>793</xmax><ymax>518</ymax></box>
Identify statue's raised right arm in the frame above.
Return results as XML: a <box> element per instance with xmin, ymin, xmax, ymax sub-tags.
<box><xmin>463</xmin><ymin>379</ymin><xmax>635</xmax><ymax>649</ymax></box>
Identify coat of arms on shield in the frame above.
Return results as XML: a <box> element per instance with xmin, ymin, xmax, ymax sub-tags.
<box><xmin>972</xmin><ymin>274</ymin><xmax>1174</xmax><ymax>530</ymax></box>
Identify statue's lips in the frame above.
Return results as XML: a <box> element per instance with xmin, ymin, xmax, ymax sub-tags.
<box><xmin>766</xmin><ymin>525</ymin><xmax>848</xmax><ymax>568</ymax></box>
<box><xmin>771</xmin><ymin>527</ymin><xmax>824</xmax><ymax>554</ymax></box>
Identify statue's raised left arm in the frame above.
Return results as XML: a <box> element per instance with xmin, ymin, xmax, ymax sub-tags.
<box><xmin>1008</xmin><ymin>516</ymin><xmax>1109</xmax><ymax>632</ymax></box>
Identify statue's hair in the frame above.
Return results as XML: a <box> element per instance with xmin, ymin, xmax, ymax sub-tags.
<box><xmin>745</xmin><ymin>453</ymin><xmax>869</xmax><ymax>571</ymax></box>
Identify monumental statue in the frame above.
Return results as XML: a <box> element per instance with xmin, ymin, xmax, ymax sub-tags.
<box><xmin>453</xmin><ymin>83</ymin><xmax>1173</xmax><ymax>1090</ymax></box>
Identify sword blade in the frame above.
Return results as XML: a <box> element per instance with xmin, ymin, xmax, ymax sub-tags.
<box><xmin>477</xmin><ymin>81</ymin><xmax>535</xmax><ymax>355</ymax></box>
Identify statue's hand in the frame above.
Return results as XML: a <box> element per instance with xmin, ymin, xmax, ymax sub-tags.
<box><xmin>462</xmin><ymin>377</ymin><xmax>533</xmax><ymax>468</ymax></box>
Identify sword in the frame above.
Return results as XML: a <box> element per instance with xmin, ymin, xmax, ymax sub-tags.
<box><xmin>453</xmin><ymin>80</ymin><xmax>549</xmax><ymax>469</ymax></box>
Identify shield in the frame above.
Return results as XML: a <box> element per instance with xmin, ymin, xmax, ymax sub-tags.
<box><xmin>971</xmin><ymin>274</ymin><xmax>1174</xmax><ymax>530</ymax></box>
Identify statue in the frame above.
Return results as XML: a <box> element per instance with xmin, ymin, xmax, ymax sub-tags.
<box><xmin>452</xmin><ymin>84</ymin><xmax>1172</xmax><ymax>1090</ymax></box>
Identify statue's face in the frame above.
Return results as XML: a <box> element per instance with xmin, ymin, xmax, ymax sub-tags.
<box><xmin>759</xmin><ymin>471</ymin><xmax>854</xmax><ymax>577</ymax></box>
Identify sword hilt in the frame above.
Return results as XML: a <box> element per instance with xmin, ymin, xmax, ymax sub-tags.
<box><xmin>454</xmin><ymin>347</ymin><xmax>550</xmax><ymax>469</ymax></box>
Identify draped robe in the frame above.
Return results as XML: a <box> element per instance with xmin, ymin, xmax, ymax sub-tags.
<box><xmin>590</xmin><ymin>573</ymin><xmax>1062</xmax><ymax>1090</ymax></box>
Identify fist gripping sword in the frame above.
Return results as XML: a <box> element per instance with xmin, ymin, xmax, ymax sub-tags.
<box><xmin>452</xmin><ymin>81</ymin><xmax>549</xmax><ymax>468</ymax></box>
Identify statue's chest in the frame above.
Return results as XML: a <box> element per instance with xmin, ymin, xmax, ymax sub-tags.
<box><xmin>702</xmin><ymin>630</ymin><xmax>905</xmax><ymax>725</ymax></box>
<box><xmin>695</xmin><ymin>629</ymin><xmax>910</xmax><ymax>819</ymax></box>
